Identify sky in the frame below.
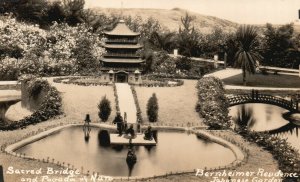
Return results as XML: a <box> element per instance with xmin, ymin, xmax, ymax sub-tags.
<box><xmin>84</xmin><ymin>0</ymin><xmax>300</xmax><ymax>24</ymax></box>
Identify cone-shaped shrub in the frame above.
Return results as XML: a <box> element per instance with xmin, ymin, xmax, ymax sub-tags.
<box><xmin>98</xmin><ymin>96</ymin><xmax>111</xmax><ymax>122</ymax></box>
<box><xmin>147</xmin><ymin>93</ymin><xmax>159</xmax><ymax>122</ymax></box>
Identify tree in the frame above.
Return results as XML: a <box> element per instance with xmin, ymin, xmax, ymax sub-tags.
<box><xmin>62</xmin><ymin>0</ymin><xmax>85</xmax><ymax>26</ymax></box>
<box><xmin>16</xmin><ymin>0</ymin><xmax>48</xmax><ymax>25</ymax></box>
<box><xmin>147</xmin><ymin>93</ymin><xmax>159</xmax><ymax>122</ymax></box>
<box><xmin>176</xmin><ymin>12</ymin><xmax>202</xmax><ymax>57</ymax></box>
<box><xmin>98</xmin><ymin>96</ymin><xmax>111</xmax><ymax>122</ymax></box>
<box><xmin>175</xmin><ymin>56</ymin><xmax>192</xmax><ymax>71</ymax></box>
<box><xmin>46</xmin><ymin>1</ymin><xmax>65</xmax><ymax>24</ymax></box>
<box><xmin>148</xmin><ymin>31</ymin><xmax>176</xmax><ymax>52</ymax></box>
<box><xmin>261</xmin><ymin>23</ymin><xmax>298</xmax><ymax>68</ymax></box>
<box><xmin>72</xmin><ymin>37</ymin><xmax>99</xmax><ymax>73</ymax></box>
<box><xmin>141</xmin><ymin>50</ymin><xmax>154</xmax><ymax>73</ymax></box>
<box><xmin>234</xmin><ymin>25</ymin><xmax>262</xmax><ymax>85</ymax></box>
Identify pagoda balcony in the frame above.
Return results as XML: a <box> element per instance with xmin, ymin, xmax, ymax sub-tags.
<box><xmin>104</xmin><ymin>53</ymin><xmax>140</xmax><ymax>58</ymax></box>
<box><xmin>101</xmin><ymin>67</ymin><xmax>144</xmax><ymax>72</ymax></box>
<box><xmin>105</xmin><ymin>39</ymin><xmax>138</xmax><ymax>44</ymax></box>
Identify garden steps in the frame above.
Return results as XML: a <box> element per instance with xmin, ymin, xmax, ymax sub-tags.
<box><xmin>115</xmin><ymin>83</ymin><xmax>137</xmax><ymax>124</ymax></box>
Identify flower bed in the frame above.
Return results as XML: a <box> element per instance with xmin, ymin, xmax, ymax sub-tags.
<box><xmin>130</xmin><ymin>86</ymin><xmax>143</xmax><ymax>123</ymax></box>
<box><xmin>196</xmin><ymin>76</ymin><xmax>231</xmax><ymax>130</ymax></box>
<box><xmin>112</xmin><ymin>83</ymin><xmax>120</xmax><ymax>113</ymax></box>
<box><xmin>149</xmin><ymin>73</ymin><xmax>200</xmax><ymax>80</ymax></box>
<box><xmin>237</xmin><ymin>129</ymin><xmax>300</xmax><ymax>181</ymax></box>
<box><xmin>137</xmin><ymin>75</ymin><xmax>184</xmax><ymax>87</ymax></box>
<box><xmin>0</xmin><ymin>77</ymin><xmax>62</xmax><ymax>130</ymax></box>
<box><xmin>53</xmin><ymin>76</ymin><xmax>111</xmax><ymax>86</ymax></box>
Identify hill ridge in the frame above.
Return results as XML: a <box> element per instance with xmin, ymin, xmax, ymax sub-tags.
<box><xmin>91</xmin><ymin>7</ymin><xmax>239</xmax><ymax>33</ymax></box>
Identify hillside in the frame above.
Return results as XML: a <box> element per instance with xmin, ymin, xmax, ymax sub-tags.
<box><xmin>91</xmin><ymin>7</ymin><xmax>239</xmax><ymax>34</ymax></box>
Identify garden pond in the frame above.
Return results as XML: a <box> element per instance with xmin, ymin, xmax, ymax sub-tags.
<box><xmin>16</xmin><ymin>127</ymin><xmax>236</xmax><ymax>177</ymax></box>
<box><xmin>230</xmin><ymin>103</ymin><xmax>300</xmax><ymax>151</ymax></box>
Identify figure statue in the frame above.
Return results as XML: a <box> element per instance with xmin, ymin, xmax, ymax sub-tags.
<box><xmin>124</xmin><ymin>112</ymin><xmax>128</xmax><ymax>131</ymax></box>
<box><xmin>143</xmin><ymin>126</ymin><xmax>153</xmax><ymax>140</ymax></box>
<box><xmin>125</xmin><ymin>124</ymin><xmax>136</xmax><ymax>143</ymax></box>
<box><xmin>84</xmin><ymin>114</ymin><xmax>91</xmax><ymax>126</ymax></box>
<box><xmin>126</xmin><ymin>145</ymin><xmax>137</xmax><ymax>165</ymax></box>
<box><xmin>83</xmin><ymin>114</ymin><xmax>91</xmax><ymax>142</ymax></box>
<box><xmin>113</xmin><ymin>112</ymin><xmax>124</xmax><ymax>136</ymax></box>
<box><xmin>126</xmin><ymin>124</ymin><xmax>135</xmax><ymax>137</ymax></box>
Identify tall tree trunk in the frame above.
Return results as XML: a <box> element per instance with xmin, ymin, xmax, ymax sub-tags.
<box><xmin>243</xmin><ymin>69</ymin><xmax>246</xmax><ymax>86</ymax></box>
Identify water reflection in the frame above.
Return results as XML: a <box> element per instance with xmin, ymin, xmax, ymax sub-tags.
<box><xmin>230</xmin><ymin>103</ymin><xmax>300</xmax><ymax>151</ymax></box>
<box><xmin>16</xmin><ymin>126</ymin><xmax>235</xmax><ymax>177</ymax></box>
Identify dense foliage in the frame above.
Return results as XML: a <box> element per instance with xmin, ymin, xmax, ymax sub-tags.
<box><xmin>98</xmin><ymin>96</ymin><xmax>112</xmax><ymax>122</ymax></box>
<box><xmin>196</xmin><ymin>77</ymin><xmax>231</xmax><ymax>129</ymax></box>
<box><xmin>237</xmin><ymin>129</ymin><xmax>300</xmax><ymax>181</ymax></box>
<box><xmin>0</xmin><ymin>17</ymin><xmax>104</xmax><ymax>80</ymax></box>
<box><xmin>261</xmin><ymin>24</ymin><xmax>300</xmax><ymax>68</ymax></box>
<box><xmin>147</xmin><ymin>93</ymin><xmax>159</xmax><ymax>122</ymax></box>
<box><xmin>0</xmin><ymin>77</ymin><xmax>62</xmax><ymax>130</ymax></box>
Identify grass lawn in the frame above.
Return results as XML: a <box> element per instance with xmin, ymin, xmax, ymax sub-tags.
<box><xmin>135</xmin><ymin>80</ymin><xmax>204</xmax><ymax>126</ymax></box>
<box><xmin>49</xmin><ymin>78</ymin><xmax>116</xmax><ymax>123</ymax></box>
<box><xmin>222</xmin><ymin>72</ymin><xmax>300</xmax><ymax>88</ymax></box>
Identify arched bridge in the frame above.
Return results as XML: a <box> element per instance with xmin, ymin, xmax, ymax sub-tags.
<box><xmin>227</xmin><ymin>93</ymin><xmax>299</xmax><ymax>112</ymax></box>
<box><xmin>0</xmin><ymin>91</ymin><xmax>21</xmax><ymax>121</ymax></box>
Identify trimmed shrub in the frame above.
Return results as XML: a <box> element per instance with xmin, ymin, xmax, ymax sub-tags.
<box><xmin>175</xmin><ymin>56</ymin><xmax>192</xmax><ymax>71</ymax></box>
<box><xmin>196</xmin><ymin>76</ymin><xmax>231</xmax><ymax>129</ymax></box>
<box><xmin>98</xmin><ymin>96</ymin><xmax>112</xmax><ymax>122</ymax></box>
<box><xmin>147</xmin><ymin>93</ymin><xmax>159</xmax><ymax>122</ymax></box>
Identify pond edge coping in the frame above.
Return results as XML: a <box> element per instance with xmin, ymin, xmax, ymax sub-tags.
<box><xmin>4</xmin><ymin>123</ymin><xmax>246</xmax><ymax>180</ymax></box>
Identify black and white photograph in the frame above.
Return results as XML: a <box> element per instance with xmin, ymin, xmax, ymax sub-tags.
<box><xmin>0</xmin><ymin>0</ymin><xmax>300</xmax><ymax>181</ymax></box>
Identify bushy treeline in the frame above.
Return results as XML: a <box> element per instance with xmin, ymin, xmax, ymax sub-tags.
<box><xmin>0</xmin><ymin>0</ymin><xmax>85</xmax><ymax>28</ymax></box>
<box><xmin>1</xmin><ymin>0</ymin><xmax>299</xmax><ymax>82</ymax></box>
<box><xmin>0</xmin><ymin>17</ymin><xmax>104</xmax><ymax>80</ymax></box>
<box><xmin>145</xmin><ymin>13</ymin><xmax>300</xmax><ymax>69</ymax></box>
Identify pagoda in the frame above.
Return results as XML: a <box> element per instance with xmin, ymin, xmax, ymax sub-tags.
<box><xmin>100</xmin><ymin>20</ymin><xmax>144</xmax><ymax>83</ymax></box>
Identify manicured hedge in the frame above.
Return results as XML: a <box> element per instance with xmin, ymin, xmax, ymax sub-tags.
<box><xmin>130</xmin><ymin>85</ymin><xmax>143</xmax><ymax>123</ymax></box>
<box><xmin>196</xmin><ymin>76</ymin><xmax>231</xmax><ymax>129</ymax></box>
<box><xmin>238</xmin><ymin>129</ymin><xmax>300</xmax><ymax>181</ymax></box>
<box><xmin>0</xmin><ymin>77</ymin><xmax>62</xmax><ymax>130</ymax></box>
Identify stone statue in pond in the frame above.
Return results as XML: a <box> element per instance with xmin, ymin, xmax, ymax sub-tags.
<box><xmin>126</xmin><ymin>145</ymin><xmax>137</xmax><ymax>165</ymax></box>
<box><xmin>144</xmin><ymin>126</ymin><xmax>153</xmax><ymax>140</ymax></box>
<box><xmin>113</xmin><ymin>112</ymin><xmax>124</xmax><ymax>136</ymax></box>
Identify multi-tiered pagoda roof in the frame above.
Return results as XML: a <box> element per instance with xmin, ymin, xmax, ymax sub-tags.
<box><xmin>100</xmin><ymin>20</ymin><xmax>144</xmax><ymax>70</ymax></box>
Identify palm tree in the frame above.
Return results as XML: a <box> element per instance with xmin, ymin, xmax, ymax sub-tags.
<box><xmin>234</xmin><ymin>25</ymin><xmax>262</xmax><ymax>85</ymax></box>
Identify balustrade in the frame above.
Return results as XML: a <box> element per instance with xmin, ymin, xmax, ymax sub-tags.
<box><xmin>227</xmin><ymin>93</ymin><xmax>298</xmax><ymax>112</ymax></box>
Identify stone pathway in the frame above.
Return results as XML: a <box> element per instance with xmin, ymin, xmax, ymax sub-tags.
<box><xmin>115</xmin><ymin>83</ymin><xmax>137</xmax><ymax>124</ymax></box>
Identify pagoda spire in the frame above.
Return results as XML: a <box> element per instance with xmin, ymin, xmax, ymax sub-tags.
<box><xmin>121</xmin><ymin>1</ymin><xmax>124</xmax><ymax>18</ymax></box>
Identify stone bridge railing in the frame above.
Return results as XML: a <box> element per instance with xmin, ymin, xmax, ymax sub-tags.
<box><xmin>0</xmin><ymin>97</ymin><xmax>21</xmax><ymax>121</ymax></box>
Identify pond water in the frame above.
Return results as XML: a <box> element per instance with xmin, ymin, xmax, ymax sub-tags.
<box><xmin>229</xmin><ymin>103</ymin><xmax>300</xmax><ymax>151</ymax></box>
<box><xmin>16</xmin><ymin>126</ymin><xmax>235</xmax><ymax>177</ymax></box>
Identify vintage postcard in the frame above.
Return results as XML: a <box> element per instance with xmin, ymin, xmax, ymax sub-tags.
<box><xmin>0</xmin><ymin>0</ymin><xmax>300</xmax><ymax>182</ymax></box>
